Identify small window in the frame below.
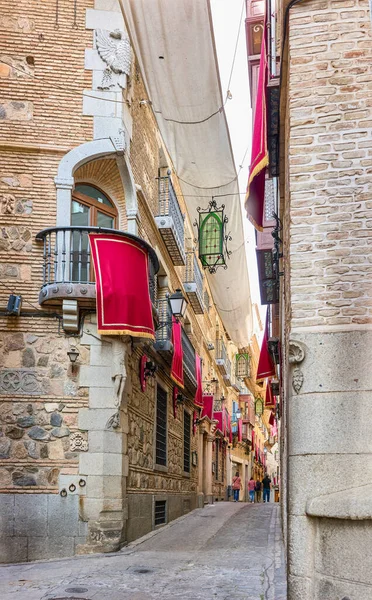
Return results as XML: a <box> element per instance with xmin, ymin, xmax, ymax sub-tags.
<box><xmin>155</xmin><ymin>385</ymin><xmax>167</xmax><ymax>467</ymax></box>
<box><xmin>183</xmin><ymin>411</ymin><xmax>191</xmax><ymax>473</ymax></box>
<box><xmin>154</xmin><ymin>500</ymin><xmax>167</xmax><ymax>526</ymax></box>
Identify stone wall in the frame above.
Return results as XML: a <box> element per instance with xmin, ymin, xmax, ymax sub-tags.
<box><xmin>284</xmin><ymin>1</ymin><xmax>372</xmax><ymax>598</ymax></box>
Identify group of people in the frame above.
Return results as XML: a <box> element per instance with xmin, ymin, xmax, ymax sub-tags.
<box><xmin>232</xmin><ymin>472</ymin><xmax>272</xmax><ymax>503</ymax></box>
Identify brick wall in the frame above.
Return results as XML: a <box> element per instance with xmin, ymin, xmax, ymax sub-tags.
<box><xmin>286</xmin><ymin>0</ymin><xmax>372</xmax><ymax>330</ymax></box>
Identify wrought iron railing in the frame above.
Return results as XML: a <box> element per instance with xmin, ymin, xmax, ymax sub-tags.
<box><xmin>35</xmin><ymin>226</ymin><xmax>159</xmax><ymax>304</ymax></box>
<box><xmin>158</xmin><ymin>172</ymin><xmax>185</xmax><ymax>252</ymax></box>
<box><xmin>185</xmin><ymin>251</ymin><xmax>203</xmax><ymax>303</ymax></box>
<box><xmin>155</xmin><ymin>298</ymin><xmax>173</xmax><ymax>346</ymax></box>
<box><xmin>215</xmin><ymin>338</ymin><xmax>227</xmax><ymax>362</ymax></box>
<box><xmin>181</xmin><ymin>328</ymin><xmax>197</xmax><ymax>387</ymax></box>
<box><xmin>213</xmin><ymin>399</ymin><xmax>223</xmax><ymax>413</ymax></box>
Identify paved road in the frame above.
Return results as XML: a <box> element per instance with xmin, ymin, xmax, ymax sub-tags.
<box><xmin>0</xmin><ymin>502</ymin><xmax>286</xmax><ymax>600</ymax></box>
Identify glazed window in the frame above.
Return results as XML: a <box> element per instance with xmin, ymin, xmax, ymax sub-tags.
<box><xmin>70</xmin><ymin>184</ymin><xmax>117</xmax><ymax>282</ymax></box>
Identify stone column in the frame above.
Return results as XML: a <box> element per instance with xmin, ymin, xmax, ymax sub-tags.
<box><xmin>77</xmin><ymin>321</ymin><xmax>129</xmax><ymax>553</ymax></box>
<box><xmin>197</xmin><ymin>427</ymin><xmax>205</xmax><ymax>508</ymax></box>
<box><xmin>203</xmin><ymin>435</ymin><xmax>214</xmax><ymax>504</ymax></box>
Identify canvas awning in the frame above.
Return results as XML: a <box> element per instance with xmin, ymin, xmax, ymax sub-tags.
<box><xmin>120</xmin><ymin>0</ymin><xmax>253</xmax><ymax>346</ymax></box>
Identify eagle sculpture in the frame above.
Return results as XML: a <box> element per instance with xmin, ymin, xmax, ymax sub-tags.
<box><xmin>95</xmin><ymin>29</ymin><xmax>131</xmax><ymax>89</ymax></box>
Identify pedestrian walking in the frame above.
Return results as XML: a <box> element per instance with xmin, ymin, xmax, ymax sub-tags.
<box><xmin>262</xmin><ymin>473</ymin><xmax>272</xmax><ymax>503</ymax></box>
<box><xmin>248</xmin><ymin>477</ymin><xmax>255</xmax><ymax>503</ymax></box>
<box><xmin>232</xmin><ymin>471</ymin><xmax>242</xmax><ymax>502</ymax></box>
<box><xmin>254</xmin><ymin>478</ymin><xmax>261</xmax><ymax>503</ymax></box>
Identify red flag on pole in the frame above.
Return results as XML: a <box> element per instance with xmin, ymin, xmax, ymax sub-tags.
<box><xmin>89</xmin><ymin>233</ymin><xmax>154</xmax><ymax>339</ymax></box>
<box><xmin>245</xmin><ymin>18</ymin><xmax>268</xmax><ymax>232</ymax></box>
<box><xmin>257</xmin><ymin>308</ymin><xmax>275</xmax><ymax>381</ymax></box>
<box><xmin>171</xmin><ymin>317</ymin><xmax>184</xmax><ymax>388</ymax></box>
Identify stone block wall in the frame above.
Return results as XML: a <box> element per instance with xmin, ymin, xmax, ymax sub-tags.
<box><xmin>283</xmin><ymin>1</ymin><xmax>372</xmax><ymax>598</ymax></box>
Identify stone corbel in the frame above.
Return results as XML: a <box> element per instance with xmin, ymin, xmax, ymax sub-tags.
<box><xmin>62</xmin><ymin>299</ymin><xmax>79</xmax><ymax>332</ymax></box>
<box><xmin>288</xmin><ymin>340</ymin><xmax>306</xmax><ymax>394</ymax></box>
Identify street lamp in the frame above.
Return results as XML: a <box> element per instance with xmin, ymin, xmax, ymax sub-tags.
<box><xmin>236</xmin><ymin>408</ymin><xmax>242</xmax><ymax>420</ymax></box>
<box><xmin>169</xmin><ymin>289</ymin><xmax>188</xmax><ymax>319</ymax></box>
<box><xmin>67</xmin><ymin>347</ymin><xmax>79</xmax><ymax>363</ymax></box>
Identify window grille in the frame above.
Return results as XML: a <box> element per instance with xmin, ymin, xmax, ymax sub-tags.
<box><xmin>183</xmin><ymin>411</ymin><xmax>191</xmax><ymax>473</ymax></box>
<box><xmin>154</xmin><ymin>500</ymin><xmax>167</xmax><ymax>526</ymax></box>
<box><xmin>156</xmin><ymin>386</ymin><xmax>167</xmax><ymax>466</ymax></box>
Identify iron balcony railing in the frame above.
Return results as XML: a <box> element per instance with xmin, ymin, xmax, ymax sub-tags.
<box><xmin>156</xmin><ymin>172</ymin><xmax>185</xmax><ymax>265</ymax></box>
<box><xmin>184</xmin><ymin>251</ymin><xmax>204</xmax><ymax>314</ymax></box>
<box><xmin>35</xmin><ymin>226</ymin><xmax>159</xmax><ymax>305</ymax></box>
<box><xmin>215</xmin><ymin>337</ymin><xmax>231</xmax><ymax>382</ymax></box>
<box><xmin>154</xmin><ymin>298</ymin><xmax>173</xmax><ymax>352</ymax></box>
<box><xmin>181</xmin><ymin>328</ymin><xmax>197</xmax><ymax>390</ymax></box>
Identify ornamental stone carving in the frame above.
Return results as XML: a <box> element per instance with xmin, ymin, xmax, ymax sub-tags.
<box><xmin>0</xmin><ymin>369</ymin><xmax>40</xmax><ymax>394</ymax></box>
<box><xmin>70</xmin><ymin>432</ymin><xmax>88</xmax><ymax>452</ymax></box>
<box><xmin>288</xmin><ymin>340</ymin><xmax>305</xmax><ymax>364</ymax></box>
<box><xmin>288</xmin><ymin>340</ymin><xmax>306</xmax><ymax>394</ymax></box>
<box><xmin>95</xmin><ymin>29</ymin><xmax>131</xmax><ymax>90</ymax></box>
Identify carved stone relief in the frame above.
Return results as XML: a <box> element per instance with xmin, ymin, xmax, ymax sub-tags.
<box><xmin>0</xmin><ymin>370</ymin><xmax>41</xmax><ymax>394</ymax></box>
<box><xmin>95</xmin><ymin>29</ymin><xmax>131</xmax><ymax>91</ymax></box>
<box><xmin>70</xmin><ymin>432</ymin><xmax>88</xmax><ymax>452</ymax></box>
<box><xmin>288</xmin><ymin>340</ymin><xmax>306</xmax><ymax>394</ymax></box>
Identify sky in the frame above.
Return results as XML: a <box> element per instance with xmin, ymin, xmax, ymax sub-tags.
<box><xmin>210</xmin><ymin>0</ymin><xmax>264</xmax><ymax>330</ymax></box>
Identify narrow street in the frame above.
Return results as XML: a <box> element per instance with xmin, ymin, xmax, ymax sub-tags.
<box><xmin>0</xmin><ymin>503</ymin><xmax>286</xmax><ymax>600</ymax></box>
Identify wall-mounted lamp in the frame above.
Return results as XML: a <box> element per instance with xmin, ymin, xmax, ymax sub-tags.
<box><xmin>67</xmin><ymin>347</ymin><xmax>79</xmax><ymax>363</ymax></box>
<box><xmin>6</xmin><ymin>294</ymin><xmax>22</xmax><ymax>316</ymax></box>
<box><xmin>176</xmin><ymin>392</ymin><xmax>184</xmax><ymax>404</ymax></box>
<box><xmin>236</xmin><ymin>408</ymin><xmax>242</xmax><ymax>420</ymax></box>
<box><xmin>169</xmin><ymin>288</ymin><xmax>188</xmax><ymax>320</ymax></box>
<box><xmin>140</xmin><ymin>355</ymin><xmax>157</xmax><ymax>392</ymax></box>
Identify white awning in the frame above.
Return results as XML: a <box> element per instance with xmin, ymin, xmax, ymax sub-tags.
<box><xmin>120</xmin><ymin>0</ymin><xmax>253</xmax><ymax>346</ymax></box>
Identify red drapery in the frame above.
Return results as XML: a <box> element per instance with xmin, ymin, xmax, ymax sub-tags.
<box><xmin>252</xmin><ymin>429</ymin><xmax>255</xmax><ymax>451</ymax></box>
<box><xmin>257</xmin><ymin>308</ymin><xmax>275</xmax><ymax>381</ymax></box>
<box><xmin>238</xmin><ymin>418</ymin><xmax>242</xmax><ymax>442</ymax></box>
<box><xmin>269</xmin><ymin>411</ymin><xmax>275</xmax><ymax>426</ymax></box>
<box><xmin>214</xmin><ymin>411</ymin><xmax>224</xmax><ymax>434</ymax></box>
<box><xmin>245</xmin><ymin>16</ymin><xmax>268</xmax><ymax>232</ymax></box>
<box><xmin>201</xmin><ymin>394</ymin><xmax>214</xmax><ymax>420</ymax></box>
<box><xmin>89</xmin><ymin>233</ymin><xmax>154</xmax><ymax>339</ymax></box>
<box><xmin>228</xmin><ymin>412</ymin><xmax>232</xmax><ymax>443</ymax></box>
<box><xmin>265</xmin><ymin>380</ymin><xmax>276</xmax><ymax>408</ymax></box>
<box><xmin>194</xmin><ymin>354</ymin><xmax>203</xmax><ymax>408</ymax></box>
<box><xmin>171</xmin><ymin>317</ymin><xmax>184</xmax><ymax>388</ymax></box>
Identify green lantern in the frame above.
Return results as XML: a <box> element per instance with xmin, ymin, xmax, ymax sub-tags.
<box><xmin>194</xmin><ymin>200</ymin><xmax>231</xmax><ymax>274</ymax></box>
<box><xmin>255</xmin><ymin>398</ymin><xmax>264</xmax><ymax>416</ymax></box>
<box><xmin>236</xmin><ymin>353</ymin><xmax>250</xmax><ymax>379</ymax></box>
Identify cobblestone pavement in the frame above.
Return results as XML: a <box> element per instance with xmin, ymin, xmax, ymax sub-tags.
<box><xmin>0</xmin><ymin>502</ymin><xmax>286</xmax><ymax>600</ymax></box>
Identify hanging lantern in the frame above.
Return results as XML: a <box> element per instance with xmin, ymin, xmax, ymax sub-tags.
<box><xmin>235</xmin><ymin>353</ymin><xmax>250</xmax><ymax>379</ymax></box>
<box><xmin>193</xmin><ymin>199</ymin><xmax>232</xmax><ymax>274</ymax></box>
<box><xmin>255</xmin><ymin>397</ymin><xmax>264</xmax><ymax>416</ymax></box>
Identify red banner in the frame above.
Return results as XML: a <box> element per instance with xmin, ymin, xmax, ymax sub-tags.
<box><xmin>257</xmin><ymin>308</ymin><xmax>275</xmax><ymax>381</ymax></box>
<box><xmin>252</xmin><ymin>429</ymin><xmax>255</xmax><ymax>451</ymax></box>
<box><xmin>228</xmin><ymin>412</ymin><xmax>232</xmax><ymax>443</ymax></box>
<box><xmin>201</xmin><ymin>394</ymin><xmax>213</xmax><ymax>420</ymax></box>
<box><xmin>265</xmin><ymin>380</ymin><xmax>276</xmax><ymax>408</ymax></box>
<box><xmin>171</xmin><ymin>317</ymin><xmax>184</xmax><ymax>388</ymax></box>
<box><xmin>238</xmin><ymin>418</ymin><xmax>242</xmax><ymax>442</ymax></box>
<box><xmin>89</xmin><ymin>233</ymin><xmax>154</xmax><ymax>339</ymax></box>
<box><xmin>245</xmin><ymin>17</ymin><xmax>268</xmax><ymax>232</ymax></box>
<box><xmin>194</xmin><ymin>354</ymin><xmax>203</xmax><ymax>408</ymax></box>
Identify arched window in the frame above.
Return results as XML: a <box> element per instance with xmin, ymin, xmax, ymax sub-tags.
<box><xmin>70</xmin><ymin>184</ymin><xmax>117</xmax><ymax>282</ymax></box>
<box><xmin>71</xmin><ymin>184</ymin><xmax>117</xmax><ymax>229</ymax></box>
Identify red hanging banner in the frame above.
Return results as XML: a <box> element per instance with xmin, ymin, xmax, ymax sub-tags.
<box><xmin>89</xmin><ymin>233</ymin><xmax>155</xmax><ymax>339</ymax></box>
<box><xmin>170</xmin><ymin>317</ymin><xmax>184</xmax><ymax>388</ymax></box>
<box><xmin>245</xmin><ymin>16</ymin><xmax>268</xmax><ymax>232</ymax></box>
<box><xmin>201</xmin><ymin>394</ymin><xmax>214</xmax><ymax>420</ymax></box>
<box><xmin>238</xmin><ymin>418</ymin><xmax>242</xmax><ymax>442</ymax></box>
<box><xmin>194</xmin><ymin>354</ymin><xmax>203</xmax><ymax>408</ymax></box>
<box><xmin>257</xmin><ymin>308</ymin><xmax>275</xmax><ymax>381</ymax></box>
<box><xmin>265</xmin><ymin>380</ymin><xmax>276</xmax><ymax>408</ymax></box>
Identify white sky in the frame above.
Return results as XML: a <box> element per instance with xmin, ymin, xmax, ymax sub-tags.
<box><xmin>210</xmin><ymin>0</ymin><xmax>264</xmax><ymax>331</ymax></box>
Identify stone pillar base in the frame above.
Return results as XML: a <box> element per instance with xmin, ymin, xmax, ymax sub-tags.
<box><xmin>197</xmin><ymin>493</ymin><xmax>204</xmax><ymax>508</ymax></box>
